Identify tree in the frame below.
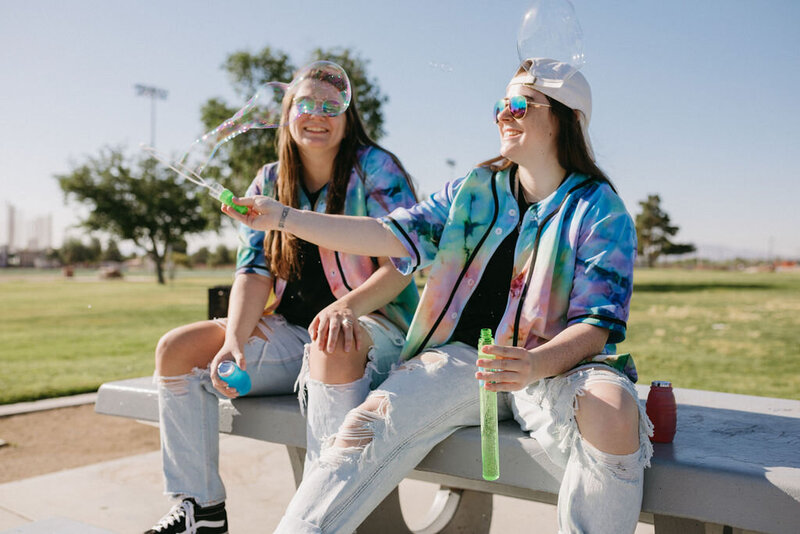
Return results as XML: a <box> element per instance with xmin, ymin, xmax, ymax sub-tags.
<box><xmin>191</xmin><ymin>246</ymin><xmax>211</xmax><ymax>266</ymax></box>
<box><xmin>59</xmin><ymin>238</ymin><xmax>96</xmax><ymax>266</ymax></box>
<box><xmin>196</xmin><ymin>46</ymin><xmax>388</xmax><ymax>228</ymax></box>
<box><xmin>635</xmin><ymin>194</ymin><xmax>696</xmax><ymax>267</ymax></box>
<box><xmin>88</xmin><ymin>237</ymin><xmax>103</xmax><ymax>263</ymax></box>
<box><xmin>101</xmin><ymin>240</ymin><xmax>124</xmax><ymax>263</ymax></box>
<box><xmin>208</xmin><ymin>244</ymin><xmax>233</xmax><ymax>268</ymax></box>
<box><xmin>57</xmin><ymin>148</ymin><xmax>208</xmax><ymax>284</ymax></box>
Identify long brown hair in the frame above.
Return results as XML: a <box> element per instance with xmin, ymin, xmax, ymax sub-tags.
<box><xmin>266</xmin><ymin>82</ymin><xmax>414</xmax><ymax>281</ymax></box>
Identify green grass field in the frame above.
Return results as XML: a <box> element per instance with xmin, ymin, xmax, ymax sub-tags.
<box><xmin>1</xmin><ymin>268</ymin><xmax>798</xmax><ymax>404</ymax></box>
<box><xmin>627</xmin><ymin>268</ymin><xmax>800</xmax><ymax>399</ymax></box>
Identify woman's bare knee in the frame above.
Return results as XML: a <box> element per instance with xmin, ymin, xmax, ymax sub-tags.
<box><xmin>155</xmin><ymin>321</ymin><xmax>224</xmax><ymax>377</ymax></box>
<box><xmin>575</xmin><ymin>381</ymin><xmax>640</xmax><ymax>455</ymax></box>
<box><xmin>308</xmin><ymin>326</ymin><xmax>372</xmax><ymax>385</ymax></box>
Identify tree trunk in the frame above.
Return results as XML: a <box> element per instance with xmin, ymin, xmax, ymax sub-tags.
<box><xmin>154</xmin><ymin>257</ymin><xmax>165</xmax><ymax>285</ymax></box>
<box><xmin>149</xmin><ymin>237</ymin><xmax>165</xmax><ymax>285</ymax></box>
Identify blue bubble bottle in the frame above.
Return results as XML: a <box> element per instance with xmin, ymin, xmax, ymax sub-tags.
<box><xmin>217</xmin><ymin>360</ymin><xmax>252</xmax><ymax>395</ymax></box>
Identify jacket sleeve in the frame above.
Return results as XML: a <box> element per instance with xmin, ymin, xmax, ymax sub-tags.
<box><xmin>235</xmin><ymin>166</ymin><xmax>272</xmax><ymax>279</ymax></box>
<box><xmin>361</xmin><ymin>147</ymin><xmax>418</xmax><ymax>216</ymax></box>
<box><xmin>566</xmin><ymin>189</ymin><xmax>636</xmax><ymax>344</ymax></box>
<box><xmin>378</xmin><ymin>176</ymin><xmax>466</xmax><ymax>275</ymax></box>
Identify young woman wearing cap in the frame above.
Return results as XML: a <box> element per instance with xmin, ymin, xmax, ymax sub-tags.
<box><xmin>224</xmin><ymin>58</ymin><xmax>652</xmax><ymax>534</ymax></box>
<box><xmin>145</xmin><ymin>62</ymin><xmax>419</xmax><ymax>534</ymax></box>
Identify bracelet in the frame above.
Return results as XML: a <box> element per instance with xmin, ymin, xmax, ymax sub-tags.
<box><xmin>278</xmin><ymin>206</ymin><xmax>290</xmax><ymax>229</ymax></box>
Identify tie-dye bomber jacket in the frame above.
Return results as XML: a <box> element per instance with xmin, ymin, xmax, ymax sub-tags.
<box><xmin>235</xmin><ymin>146</ymin><xmax>419</xmax><ymax>332</ymax></box>
<box><xmin>380</xmin><ymin>165</ymin><xmax>639</xmax><ymax>382</ymax></box>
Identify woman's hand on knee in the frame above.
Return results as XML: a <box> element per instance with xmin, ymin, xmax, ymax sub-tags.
<box><xmin>475</xmin><ymin>345</ymin><xmax>539</xmax><ymax>391</ymax></box>
<box><xmin>309</xmin><ymin>302</ymin><xmax>361</xmax><ymax>353</ymax></box>
<box><xmin>209</xmin><ymin>343</ymin><xmax>246</xmax><ymax>398</ymax></box>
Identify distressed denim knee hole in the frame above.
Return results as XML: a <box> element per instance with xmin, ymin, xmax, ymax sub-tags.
<box><xmin>156</xmin><ymin>368</ymin><xmax>207</xmax><ymax>396</ymax></box>
<box><xmin>319</xmin><ymin>393</ymin><xmax>394</xmax><ymax>468</ymax></box>
<box><xmin>397</xmin><ymin>351</ymin><xmax>448</xmax><ymax>373</ymax></box>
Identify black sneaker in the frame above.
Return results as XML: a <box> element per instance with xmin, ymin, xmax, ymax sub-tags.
<box><xmin>145</xmin><ymin>498</ymin><xmax>228</xmax><ymax>534</ymax></box>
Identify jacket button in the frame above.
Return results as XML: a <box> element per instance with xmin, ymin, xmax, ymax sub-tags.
<box><xmin>494</xmin><ymin>228</ymin><xmax>503</xmax><ymax>235</ymax></box>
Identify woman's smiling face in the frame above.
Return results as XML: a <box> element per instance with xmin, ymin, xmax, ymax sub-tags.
<box><xmin>288</xmin><ymin>79</ymin><xmax>347</xmax><ymax>154</ymax></box>
<box><xmin>497</xmin><ymin>76</ymin><xmax>559</xmax><ymax>165</ymax></box>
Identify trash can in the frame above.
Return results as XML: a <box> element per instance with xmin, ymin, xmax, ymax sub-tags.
<box><xmin>208</xmin><ymin>285</ymin><xmax>232</xmax><ymax>319</ymax></box>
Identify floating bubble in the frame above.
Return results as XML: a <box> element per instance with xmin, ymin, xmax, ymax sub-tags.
<box><xmin>428</xmin><ymin>61</ymin><xmax>454</xmax><ymax>72</ymax></box>
<box><xmin>176</xmin><ymin>60</ymin><xmax>352</xmax><ymax>178</ymax></box>
<box><xmin>289</xmin><ymin>60</ymin><xmax>351</xmax><ymax>120</ymax></box>
<box><xmin>178</xmin><ymin>82</ymin><xmax>288</xmax><ymax>177</ymax></box>
<box><xmin>516</xmin><ymin>0</ymin><xmax>585</xmax><ymax>87</ymax></box>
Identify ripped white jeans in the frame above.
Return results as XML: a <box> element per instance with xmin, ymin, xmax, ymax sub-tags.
<box><xmin>276</xmin><ymin>343</ymin><xmax>653</xmax><ymax>534</ymax></box>
<box><xmin>156</xmin><ymin>313</ymin><xmax>404</xmax><ymax>507</ymax></box>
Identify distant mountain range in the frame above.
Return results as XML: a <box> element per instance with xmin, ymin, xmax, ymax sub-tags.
<box><xmin>679</xmin><ymin>243</ymin><xmax>796</xmax><ymax>261</ymax></box>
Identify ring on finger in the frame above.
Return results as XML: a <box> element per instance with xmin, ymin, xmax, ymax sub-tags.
<box><xmin>341</xmin><ymin>318</ymin><xmax>354</xmax><ymax>327</ymax></box>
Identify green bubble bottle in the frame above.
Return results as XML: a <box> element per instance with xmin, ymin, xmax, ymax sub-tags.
<box><xmin>479</xmin><ymin>328</ymin><xmax>499</xmax><ymax>481</ymax></box>
<box><xmin>208</xmin><ymin>182</ymin><xmax>248</xmax><ymax>215</ymax></box>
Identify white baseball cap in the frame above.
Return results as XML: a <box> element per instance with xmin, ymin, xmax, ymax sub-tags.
<box><xmin>512</xmin><ymin>58</ymin><xmax>594</xmax><ymax>160</ymax></box>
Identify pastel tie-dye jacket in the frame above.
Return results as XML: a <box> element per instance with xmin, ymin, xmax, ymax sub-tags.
<box><xmin>380</xmin><ymin>165</ymin><xmax>639</xmax><ymax>382</ymax></box>
<box><xmin>235</xmin><ymin>146</ymin><xmax>419</xmax><ymax>332</ymax></box>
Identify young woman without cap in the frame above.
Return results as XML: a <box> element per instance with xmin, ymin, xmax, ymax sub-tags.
<box><xmin>145</xmin><ymin>62</ymin><xmax>418</xmax><ymax>534</ymax></box>
<box><xmin>224</xmin><ymin>58</ymin><xmax>652</xmax><ymax>534</ymax></box>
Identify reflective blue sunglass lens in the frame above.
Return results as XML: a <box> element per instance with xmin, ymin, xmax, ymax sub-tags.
<box><xmin>507</xmin><ymin>96</ymin><xmax>527</xmax><ymax>119</ymax></box>
<box><xmin>493</xmin><ymin>100</ymin><xmax>505</xmax><ymax>122</ymax></box>
<box><xmin>295</xmin><ymin>97</ymin><xmax>315</xmax><ymax>115</ymax></box>
<box><xmin>321</xmin><ymin>100</ymin><xmax>342</xmax><ymax>116</ymax></box>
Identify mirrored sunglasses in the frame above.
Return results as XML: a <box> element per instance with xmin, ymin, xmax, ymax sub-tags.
<box><xmin>493</xmin><ymin>95</ymin><xmax>551</xmax><ymax>123</ymax></box>
<box><xmin>293</xmin><ymin>96</ymin><xmax>345</xmax><ymax>118</ymax></box>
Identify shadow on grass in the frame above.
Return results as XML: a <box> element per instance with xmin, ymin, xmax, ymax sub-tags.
<box><xmin>634</xmin><ymin>283</ymin><xmax>772</xmax><ymax>293</ymax></box>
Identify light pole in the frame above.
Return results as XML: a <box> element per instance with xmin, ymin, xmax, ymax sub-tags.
<box><xmin>134</xmin><ymin>84</ymin><xmax>168</xmax><ymax>147</ymax></box>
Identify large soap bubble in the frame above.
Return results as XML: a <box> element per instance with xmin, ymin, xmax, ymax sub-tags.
<box><xmin>288</xmin><ymin>60</ymin><xmax>351</xmax><ymax>121</ymax></box>
<box><xmin>173</xmin><ymin>60</ymin><xmax>352</xmax><ymax>178</ymax></box>
<box><xmin>179</xmin><ymin>81</ymin><xmax>288</xmax><ymax>176</ymax></box>
<box><xmin>516</xmin><ymin>0</ymin><xmax>585</xmax><ymax>87</ymax></box>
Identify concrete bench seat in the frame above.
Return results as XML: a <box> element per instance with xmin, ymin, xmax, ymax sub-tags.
<box><xmin>95</xmin><ymin>377</ymin><xmax>800</xmax><ymax>534</ymax></box>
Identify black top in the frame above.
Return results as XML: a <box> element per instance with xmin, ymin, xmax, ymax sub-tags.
<box><xmin>449</xmin><ymin>172</ymin><xmax>530</xmax><ymax>348</ymax></box>
<box><xmin>274</xmin><ymin>184</ymin><xmax>337</xmax><ymax>326</ymax></box>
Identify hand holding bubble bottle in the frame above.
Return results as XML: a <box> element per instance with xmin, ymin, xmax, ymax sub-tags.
<box><xmin>217</xmin><ymin>360</ymin><xmax>252</xmax><ymax>396</ymax></box>
<box><xmin>478</xmin><ymin>328</ymin><xmax>500</xmax><ymax>481</ymax></box>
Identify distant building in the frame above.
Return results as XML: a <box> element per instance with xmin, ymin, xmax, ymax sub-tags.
<box><xmin>6</xmin><ymin>203</ymin><xmax>15</xmax><ymax>250</ymax></box>
<box><xmin>2</xmin><ymin>204</ymin><xmax>56</xmax><ymax>267</ymax></box>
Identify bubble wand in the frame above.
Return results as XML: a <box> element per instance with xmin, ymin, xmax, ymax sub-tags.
<box><xmin>478</xmin><ymin>328</ymin><xmax>500</xmax><ymax>481</ymax></box>
<box><xmin>141</xmin><ymin>144</ymin><xmax>248</xmax><ymax>214</ymax></box>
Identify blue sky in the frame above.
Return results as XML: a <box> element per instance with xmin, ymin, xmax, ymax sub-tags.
<box><xmin>1</xmin><ymin>0</ymin><xmax>799</xmax><ymax>258</ymax></box>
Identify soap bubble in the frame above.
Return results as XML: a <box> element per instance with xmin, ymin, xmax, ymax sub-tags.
<box><xmin>288</xmin><ymin>60</ymin><xmax>351</xmax><ymax>120</ymax></box>
<box><xmin>428</xmin><ymin>61</ymin><xmax>454</xmax><ymax>72</ymax></box>
<box><xmin>516</xmin><ymin>0</ymin><xmax>585</xmax><ymax>87</ymax></box>
<box><xmin>178</xmin><ymin>81</ymin><xmax>288</xmax><ymax>177</ymax></box>
<box><xmin>173</xmin><ymin>60</ymin><xmax>352</xmax><ymax>178</ymax></box>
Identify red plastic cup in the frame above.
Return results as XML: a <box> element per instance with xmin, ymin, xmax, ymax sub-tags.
<box><xmin>646</xmin><ymin>380</ymin><xmax>677</xmax><ymax>443</ymax></box>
